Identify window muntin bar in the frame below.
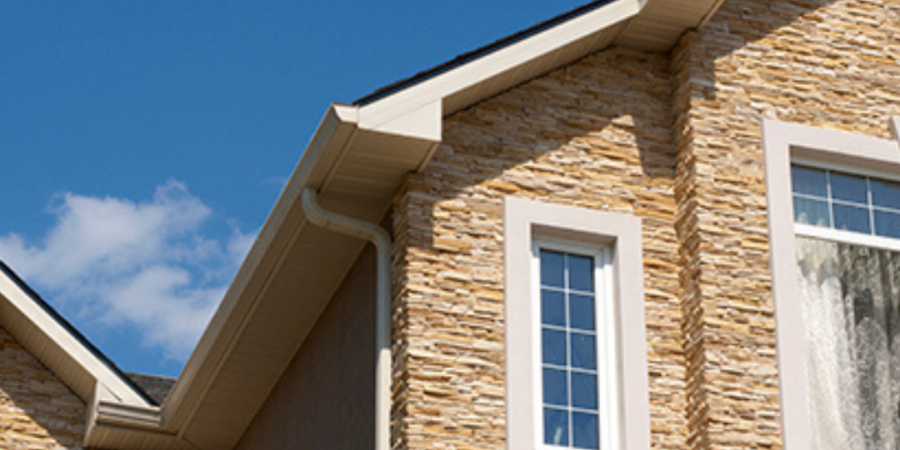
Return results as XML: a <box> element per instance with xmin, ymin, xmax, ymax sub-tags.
<box><xmin>538</xmin><ymin>248</ymin><xmax>602</xmax><ymax>450</ymax></box>
<box><xmin>791</xmin><ymin>165</ymin><xmax>900</xmax><ymax>239</ymax></box>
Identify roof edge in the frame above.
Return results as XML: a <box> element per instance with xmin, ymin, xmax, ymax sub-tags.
<box><xmin>353</xmin><ymin>0</ymin><xmax>620</xmax><ymax>106</ymax></box>
<box><xmin>93</xmin><ymin>0</ymin><xmax>734</xmax><ymax>445</ymax></box>
<box><xmin>157</xmin><ymin>103</ymin><xmax>362</xmax><ymax>432</ymax></box>
<box><xmin>0</xmin><ymin>261</ymin><xmax>156</xmax><ymax>406</ymax></box>
<box><xmin>353</xmin><ymin>0</ymin><xmax>644</xmax><ymax>130</ymax></box>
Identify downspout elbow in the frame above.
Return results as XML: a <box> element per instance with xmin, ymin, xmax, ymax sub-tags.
<box><xmin>301</xmin><ymin>189</ymin><xmax>391</xmax><ymax>251</ymax></box>
<box><xmin>300</xmin><ymin>188</ymin><xmax>393</xmax><ymax>450</ymax></box>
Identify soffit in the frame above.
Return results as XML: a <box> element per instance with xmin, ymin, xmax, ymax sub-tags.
<box><xmin>90</xmin><ymin>0</ymin><xmax>729</xmax><ymax>447</ymax></box>
<box><xmin>159</xmin><ymin>111</ymin><xmax>438</xmax><ymax>450</ymax></box>
<box><xmin>616</xmin><ymin>0</ymin><xmax>726</xmax><ymax>51</ymax></box>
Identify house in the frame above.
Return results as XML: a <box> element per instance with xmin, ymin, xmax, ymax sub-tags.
<box><xmin>2</xmin><ymin>0</ymin><xmax>900</xmax><ymax>448</ymax></box>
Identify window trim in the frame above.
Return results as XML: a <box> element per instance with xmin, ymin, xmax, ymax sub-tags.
<box><xmin>763</xmin><ymin>117</ymin><xmax>900</xmax><ymax>449</ymax></box>
<box><xmin>504</xmin><ymin>196</ymin><xmax>649</xmax><ymax>450</ymax></box>
<box><xmin>791</xmin><ymin>159</ymin><xmax>900</xmax><ymax>247</ymax></box>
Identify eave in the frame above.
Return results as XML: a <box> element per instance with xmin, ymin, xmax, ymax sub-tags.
<box><xmin>84</xmin><ymin>0</ymin><xmax>727</xmax><ymax>448</ymax></box>
<box><xmin>0</xmin><ymin>263</ymin><xmax>157</xmax><ymax>447</ymax></box>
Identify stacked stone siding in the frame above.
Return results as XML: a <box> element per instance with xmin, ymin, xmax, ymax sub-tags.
<box><xmin>392</xmin><ymin>48</ymin><xmax>686</xmax><ymax>450</ymax></box>
<box><xmin>391</xmin><ymin>0</ymin><xmax>900</xmax><ymax>449</ymax></box>
<box><xmin>674</xmin><ymin>0</ymin><xmax>900</xmax><ymax>449</ymax></box>
<box><xmin>0</xmin><ymin>326</ymin><xmax>85</xmax><ymax>449</ymax></box>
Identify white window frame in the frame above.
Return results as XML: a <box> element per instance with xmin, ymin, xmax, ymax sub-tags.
<box><xmin>531</xmin><ymin>239</ymin><xmax>615</xmax><ymax>450</ymax></box>
<box><xmin>505</xmin><ymin>196</ymin><xmax>650</xmax><ymax>450</ymax></box>
<box><xmin>763</xmin><ymin>117</ymin><xmax>900</xmax><ymax>449</ymax></box>
<box><xmin>791</xmin><ymin>157</ymin><xmax>900</xmax><ymax>251</ymax></box>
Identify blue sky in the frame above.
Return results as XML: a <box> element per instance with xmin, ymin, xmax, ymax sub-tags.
<box><xmin>0</xmin><ymin>1</ymin><xmax>588</xmax><ymax>377</ymax></box>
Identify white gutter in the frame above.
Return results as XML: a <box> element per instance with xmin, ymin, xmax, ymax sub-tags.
<box><xmin>300</xmin><ymin>188</ymin><xmax>393</xmax><ymax>450</ymax></box>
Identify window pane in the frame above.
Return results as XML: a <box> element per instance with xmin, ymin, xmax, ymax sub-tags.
<box><xmin>542</xmin><ymin>289</ymin><xmax>566</xmax><ymax>327</ymax></box>
<box><xmin>833</xmin><ymin>204</ymin><xmax>871</xmax><ymax>234</ymax></box>
<box><xmin>792</xmin><ymin>165</ymin><xmax>828</xmax><ymax>197</ymax></box>
<box><xmin>793</xmin><ymin>196</ymin><xmax>830</xmax><ymax>227</ymax></box>
<box><xmin>874</xmin><ymin>210</ymin><xmax>900</xmax><ymax>239</ymax></box>
<box><xmin>571</xmin><ymin>372</ymin><xmax>598</xmax><ymax>410</ymax></box>
<box><xmin>541</xmin><ymin>250</ymin><xmax>565</xmax><ymax>288</ymax></box>
<box><xmin>791</xmin><ymin>166</ymin><xmax>828</xmax><ymax>198</ymax></box>
<box><xmin>543</xmin><ymin>328</ymin><xmax>567</xmax><ymax>366</ymax></box>
<box><xmin>571</xmin><ymin>332</ymin><xmax>597</xmax><ymax>370</ymax></box>
<box><xmin>543</xmin><ymin>368</ymin><xmax>568</xmax><ymax>406</ymax></box>
<box><xmin>572</xmin><ymin>412</ymin><xmax>599</xmax><ymax>450</ymax></box>
<box><xmin>544</xmin><ymin>408</ymin><xmax>569</xmax><ymax>446</ymax></box>
<box><xmin>569</xmin><ymin>293</ymin><xmax>595</xmax><ymax>331</ymax></box>
<box><xmin>872</xmin><ymin>179</ymin><xmax>900</xmax><ymax>210</ymax></box>
<box><xmin>568</xmin><ymin>254</ymin><xmax>594</xmax><ymax>292</ymax></box>
<box><xmin>831</xmin><ymin>172</ymin><xmax>868</xmax><ymax>204</ymax></box>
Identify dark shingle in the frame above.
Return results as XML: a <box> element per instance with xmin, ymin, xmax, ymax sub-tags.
<box><xmin>353</xmin><ymin>0</ymin><xmax>615</xmax><ymax>106</ymax></box>
<box><xmin>0</xmin><ymin>261</ymin><xmax>158</xmax><ymax>406</ymax></box>
<box><xmin>126</xmin><ymin>372</ymin><xmax>177</xmax><ymax>405</ymax></box>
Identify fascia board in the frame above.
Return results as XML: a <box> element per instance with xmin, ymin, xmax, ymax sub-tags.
<box><xmin>157</xmin><ymin>103</ymin><xmax>360</xmax><ymax>432</ymax></box>
<box><xmin>155</xmin><ymin>1</ymin><xmax>643</xmax><ymax>441</ymax></box>
<box><xmin>0</xmin><ymin>270</ymin><xmax>150</xmax><ymax>407</ymax></box>
<box><xmin>357</xmin><ymin>0</ymin><xmax>643</xmax><ymax>136</ymax></box>
<box><xmin>121</xmin><ymin>0</ymin><xmax>669</xmax><ymax>443</ymax></box>
<box><xmin>85</xmin><ymin>394</ymin><xmax>189</xmax><ymax>450</ymax></box>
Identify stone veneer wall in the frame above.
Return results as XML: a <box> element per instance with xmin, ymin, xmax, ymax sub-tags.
<box><xmin>390</xmin><ymin>0</ymin><xmax>900</xmax><ymax>449</ymax></box>
<box><xmin>391</xmin><ymin>48</ymin><xmax>686</xmax><ymax>450</ymax></box>
<box><xmin>673</xmin><ymin>0</ymin><xmax>900</xmax><ymax>449</ymax></box>
<box><xmin>0</xmin><ymin>326</ymin><xmax>85</xmax><ymax>449</ymax></box>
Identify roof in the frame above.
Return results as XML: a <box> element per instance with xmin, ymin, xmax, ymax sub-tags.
<box><xmin>0</xmin><ymin>261</ymin><xmax>156</xmax><ymax>407</ymax></box>
<box><xmin>80</xmin><ymin>0</ymin><xmax>728</xmax><ymax>448</ymax></box>
<box><xmin>126</xmin><ymin>372</ymin><xmax>177</xmax><ymax>406</ymax></box>
<box><xmin>354</xmin><ymin>0</ymin><xmax>617</xmax><ymax>106</ymax></box>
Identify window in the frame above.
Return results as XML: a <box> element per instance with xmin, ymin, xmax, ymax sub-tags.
<box><xmin>764</xmin><ymin>118</ymin><xmax>900</xmax><ymax>449</ymax></box>
<box><xmin>536</xmin><ymin>244</ymin><xmax>610</xmax><ymax>449</ymax></box>
<box><xmin>504</xmin><ymin>197</ymin><xmax>650</xmax><ymax>450</ymax></box>
<box><xmin>791</xmin><ymin>164</ymin><xmax>900</xmax><ymax>449</ymax></box>
<box><xmin>792</xmin><ymin>164</ymin><xmax>900</xmax><ymax>239</ymax></box>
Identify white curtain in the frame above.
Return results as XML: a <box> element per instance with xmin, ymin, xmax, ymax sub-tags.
<box><xmin>797</xmin><ymin>237</ymin><xmax>900</xmax><ymax>449</ymax></box>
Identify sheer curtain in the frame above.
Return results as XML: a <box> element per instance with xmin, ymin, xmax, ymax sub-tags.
<box><xmin>796</xmin><ymin>237</ymin><xmax>900</xmax><ymax>449</ymax></box>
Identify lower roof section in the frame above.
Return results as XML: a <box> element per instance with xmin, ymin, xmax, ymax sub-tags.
<box><xmin>83</xmin><ymin>0</ymin><xmax>729</xmax><ymax>447</ymax></box>
<box><xmin>0</xmin><ymin>262</ymin><xmax>154</xmax><ymax>408</ymax></box>
<box><xmin>152</xmin><ymin>106</ymin><xmax>439</xmax><ymax>449</ymax></box>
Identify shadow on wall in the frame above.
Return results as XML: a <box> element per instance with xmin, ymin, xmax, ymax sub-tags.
<box><xmin>0</xmin><ymin>327</ymin><xmax>85</xmax><ymax>449</ymax></box>
<box><xmin>386</xmin><ymin>0</ymin><xmax>900</xmax><ymax>447</ymax></box>
<box><xmin>399</xmin><ymin>46</ymin><xmax>678</xmax><ymax>251</ymax></box>
<box><xmin>393</xmin><ymin>0</ymin><xmax>893</xmax><ymax>260</ymax></box>
<box><xmin>668</xmin><ymin>1</ymin><xmax>900</xmax><ymax>450</ymax></box>
<box><xmin>681</xmin><ymin>0</ymin><xmax>900</xmax><ymax>129</ymax></box>
<box><xmin>387</xmin><ymin>45</ymin><xmax>679</xmax><ymax>449</ymax></box>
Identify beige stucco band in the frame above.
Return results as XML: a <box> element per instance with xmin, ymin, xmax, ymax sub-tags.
<box><xmin>503</xmin><ymin>196</ymin><xmax>650</xmax><ymax>450</ymax></box>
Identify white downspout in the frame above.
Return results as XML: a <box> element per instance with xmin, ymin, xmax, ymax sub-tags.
<box><xmin>300</xmin><ymin>188</ymin><xmax>392</xmax><ymax>450</ymax></box>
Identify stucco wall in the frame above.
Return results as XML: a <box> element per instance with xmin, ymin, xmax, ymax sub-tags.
<box><xmin>673</xmin><ymin>0</ymin><xmax>900</xmax><ymax>449</ymax></box>
<box><xmin>234</xmin><ymin>245</ymin><xmax>376</xmax><ymax>450</ymax></box>
<box><xmin>391</xmin><ymin>47</ymin><xmax>685</xmax><ymax>450</ymax></box>
<box><xmin>0</xmin><ymin>326</ymin><xmax>85</xmax><ymax>449</ymax></box>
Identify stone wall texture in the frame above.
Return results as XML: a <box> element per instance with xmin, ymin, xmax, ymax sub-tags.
<box><xmin>675</xmin><ymin>0</ymin><xmax>900</xmax><ymax>449</ymax></box>
<box><xmin>392</xmin><ymin>48</ymin><xmax>684</xmax><ymax>450</ymax></box>
<box><xmin>0</xmin><ymin>326</ymin><xmax>85</xmax><ymax>449</ymax></box>
<box><xmin>390</xmin><ymin>0</ymin><xmax>900</xmax><ymax>449</ymax></box>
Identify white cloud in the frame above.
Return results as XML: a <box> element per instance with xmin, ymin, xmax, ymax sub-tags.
<box><xmin>0</xmin><ymin>181</ymin><xmax>256</xmax><ymax>362</ymax></box>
